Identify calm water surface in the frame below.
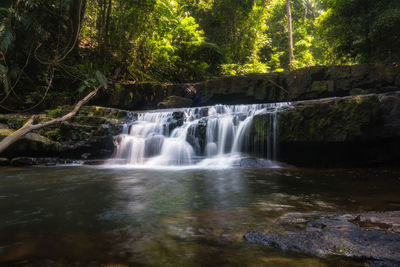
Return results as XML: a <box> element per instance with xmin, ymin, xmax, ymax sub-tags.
<box><xmin>1</xmin><ymin>166</ymin><xmax>400</xmax><ymax>266</ymax></box>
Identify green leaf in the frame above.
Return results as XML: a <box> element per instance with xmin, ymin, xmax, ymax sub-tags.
<box><xmin>0</xmin><ymin>63</ymin><xmax>6</xmax><ymax>74</ymax></box>
<box><xmin>2</xmin><ymin>74</ymin><xmax>9</xmax><ymax>95</ymax></box>
<box><xmin>78</xmin><ymin>84</ymin><xmax>86</xmax><ymax>93</ymax></box>
<box><xmin>95</xmin><ymin>70</ymin><xmax>107</xmax><ymax>86</ymax></box>
<box><xmin>0</xmin><ymin>26</ymin><xmax>13</xmax><ymax>51</ymax></box>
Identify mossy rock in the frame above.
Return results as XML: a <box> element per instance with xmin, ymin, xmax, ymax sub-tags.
<box><xmin>277</xmin><ymin>94</ymin><xmax>382</xmax><ymax>142</ymax></box>
<box><xmin>158</xmin><ymin>96</ymin><xmax>193</xmax><ymax>109</ymax></box>
<box><xmin>0</xmin><ymin>105</ymin><xmax>131</xmax><ymax>159</ymax></box>
<box><xmin>0</xmin><ymin>127</ymin><xmax>59</xmax><ymax>158</ymax></box>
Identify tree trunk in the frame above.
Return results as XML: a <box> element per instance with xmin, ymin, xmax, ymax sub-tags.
<box><xmin>232</xmin><ymin>6</ymin><xmax>237</xmax><ymax>57</ymax></box>
<box><xmin>71</xmin><ymin>0</ymin><xmax>87</xmax><ymax>51</ymax></box>
<box><xmin>105</xmin><ymin>0</ymin><xmax>112</xmax><ymax>49</ymax></box>
<box><xmin>286</xmin><ymin>0</ymin><xmax>295</xmax><ymax>70</ymax></box>
<box><xmin>0</xmin><ymin>85</ymin><xmax>103</xmax><ymax>154</ymax></box>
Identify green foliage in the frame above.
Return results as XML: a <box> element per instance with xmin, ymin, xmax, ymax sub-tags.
<box><xmin>181</xmin><ymin>0</ymin><xmax>268</xmax><ymax>66</ymax></box>
<box><xmin>261</xmin><ymin>0</ymin><xmax>327</xmax><ymax>71</ymax></box>
<box><xmin>80</xmin><ymin>0</ymin><xmax>224</xmax><ymax>82</ymax></box>
<box><xmin>317</xmin><ymin>0</ymin><xmax>400</xmax><ymax>62</ymax></box>
<box><xmin>0</xmin><ymin>0</ymin><xmax>87</xmax><ymax>111</ymax></box>
<box><xmin>1</xmin><ymin>0</ymin><xmax>399</xmax><ymax>113</ymax></box>
<box><xmin>221</xmin><ymin>62</ymin><xmax>268</xmax><ymax>76</ymax></box>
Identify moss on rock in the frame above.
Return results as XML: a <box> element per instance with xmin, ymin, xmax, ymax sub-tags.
<box><xmin>277</xmin><ymin>94</ymin><xmax>381</xmax><ymax>143</ymax></box>
<box><xmin>158</xmin><ymin>96</ymin><xmax>193</xmax><ymax>108</ymax></box>
<box><xmin>0</xmin><ymin>105</ymin><xmax>131</xmax><ymax>159</ymax></box>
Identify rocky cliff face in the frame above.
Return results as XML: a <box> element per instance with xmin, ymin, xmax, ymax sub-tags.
<box><xmin>91</xmin><ymin>63</ymin><xmax>400</xmax><ymax>110</ymax></box>
<box><xmin>251</xmin><ymin>91</ymin><xmax>400</xmax><ymax>167</ymax></box>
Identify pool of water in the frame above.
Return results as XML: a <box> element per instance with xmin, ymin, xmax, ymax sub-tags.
<box><xmin>1</xmin><ymin>166</ymin><xmax>400</xmax><ymax>266</ymax></box>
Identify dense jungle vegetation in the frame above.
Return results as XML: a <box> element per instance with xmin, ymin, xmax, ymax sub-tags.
<box><xmin>0</xmin><ymin>0</ymin><xmax>399</xmax><ymax>112</ymax></box>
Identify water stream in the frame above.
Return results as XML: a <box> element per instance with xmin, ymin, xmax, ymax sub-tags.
<box><xmin>1</xmin><ymin>167</ymin><xmax>399</xmax><ymax>266</ymax></box>
<box><xmin>108</xmin><ymin>103</ymin><xmax>289</xmax><ymax>168</ymax></box>
<box><xmin>1</xmin><ymin>103</ymin><xmax>399</xmax><ymax>265</ymax></box>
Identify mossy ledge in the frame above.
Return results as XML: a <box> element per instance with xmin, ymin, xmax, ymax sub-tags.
<box><xmin>0</xmin><ymin>106</ymin><xmax>131</xmax><ymax>161</ymax></box>
<box><xmin>88</xmin><ymin>63</ymin><xmax>400</xmax><ymax>110</ymax></box>
<box><xmin>251</xmin><ymin>91</ymin><xmax>400</xmax><ymax>167</ymax></box>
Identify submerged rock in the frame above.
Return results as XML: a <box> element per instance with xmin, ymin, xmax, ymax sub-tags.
<box><xmin>244</xmin><ymin>211</ymin><xmax>400</xmax><ymax>265</ymax></box>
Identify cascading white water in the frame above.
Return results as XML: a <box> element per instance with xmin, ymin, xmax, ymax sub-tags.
<box><xmin>108</xmin><ymin>103</ymin><xmax>289</xmax><ymax>168</ymax></box>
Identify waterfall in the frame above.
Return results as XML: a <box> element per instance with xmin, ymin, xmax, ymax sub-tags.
<box><xmin>108</xmin><ymin>103</ymin><xmax>289</xmax><ymax>168</ymax></box>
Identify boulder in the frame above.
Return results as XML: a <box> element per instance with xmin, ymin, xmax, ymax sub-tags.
<box><xmin>0</xmin><ymin>128</ymin><xmax>60</xmax><ymax>158</ymax></box>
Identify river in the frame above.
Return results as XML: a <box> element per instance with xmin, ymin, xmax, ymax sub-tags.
<box><xmin>1</xmin><ymin>166</ymin><xmax>400</xmax><ymax>266</ymax></box>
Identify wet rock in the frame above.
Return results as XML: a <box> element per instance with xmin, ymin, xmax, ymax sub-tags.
<box><xmin>244</xmin><ymin>212</ymin><xmax>400</xmax><ymax>264</ymax></box>
<box><xmin>81</xmin><ymin>153</ymin><xmax>91</xmax><ymax>159</ymax></box>
<box><xmin>164</xmin><ymin>111</ymin><xmax>185</xmax><ymax>134</ymax></box>
<box><xmin>145</xmin><ymin>135</ymin><xmax>164</xmax><ymax>157</ymax></box>
<box><xmin>10</xmin><ymin>157</ymin><xmax>82</xmax><ymax>166</ymax></box>
<box><xmin>10</xmin><ymin>157</ymin><xmax>36</xmax><ymax>166</ymax></box>
<box><xmin>83</xmin><ymin>159</ymin><xmax>105</xmax><ymax>165</ymax></box>
<box><xmin>0</xmin><ymin>157</ymin><xmax>10</xmax><ymax>165</ymax></box>
<box><xmin>198</xmin><ymin>107</ymin><xmax>209</xmax><ymax>118</ymax></box>
<box><xmin>0</xmin><ymin>129</ymin><xmax>59</xmax><ymax>158</ymax></box>
<box><xmin>172</xmin><ymin>111</ymin><xmax>185</xmax><ymax>121</ymax></box>
<box><xmin>186</xmin><ymin>119</ymin><xmax>207</xmax><ymax>155</ymax></box>
<box><xmin>158</xmin><ymin>95</ymin><xmax>193</xmax><ymax>108</ymax></box>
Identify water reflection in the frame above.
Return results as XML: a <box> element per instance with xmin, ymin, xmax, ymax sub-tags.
<box><xmin>0</xmin><ymin>167</ymin><xmax>399</xmax><ymax>265</ymax></box>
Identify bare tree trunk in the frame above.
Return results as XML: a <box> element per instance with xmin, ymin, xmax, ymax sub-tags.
<box><xmin>0</xmin><ymin>85</ymin><xmax>103</xmax><ymax>154</ymax></box>
<box><xmin>286</xmin><ymin>0</ymin><xmax>295</xmax><ymax>70</ymax></box>
<box><xmin>232</xmin><ymin>6</ymin><xmax>237</xmax><ymax>56</ymax></box>
<box><xmin>105</xmin><ymin>0</ymin><xmax>112</xmax><ymax>49</ymax></box>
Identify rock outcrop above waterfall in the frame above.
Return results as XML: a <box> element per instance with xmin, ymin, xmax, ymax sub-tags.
<box><xmin>91</xmin><ymin>63</ymin><xmax>400</xmax><ymax>110</ymax></box>
<box><xmin>0</xmin><ymin>106</ymin><xmax>130</xmax><ymax>163</ymax></box>
<box><xmin>251</xmin><ymin>91</ymin><xmax>400</xmax><ymax>167</ymax></box>
<box><xmin>158</xmin><ymin>96</ymin><xmax>194</xmax><ymax>109</ymax></box>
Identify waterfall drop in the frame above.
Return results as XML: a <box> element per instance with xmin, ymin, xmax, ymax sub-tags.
<box><xmin>108</xmin><ymin>103</ymin><xmax>289</xmax><ymax>168</ymax></box>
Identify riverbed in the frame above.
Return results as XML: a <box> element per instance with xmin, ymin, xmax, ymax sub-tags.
<box><xmin>1</xmin><ymin>166</ymin><xmax>400</xmax><ymax>266</ymax></box>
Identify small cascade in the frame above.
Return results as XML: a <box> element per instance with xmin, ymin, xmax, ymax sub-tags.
<box><xmin>108</xmin><ymin>103</ymin><xmax>289</xmax><ymax>168</ymax></box>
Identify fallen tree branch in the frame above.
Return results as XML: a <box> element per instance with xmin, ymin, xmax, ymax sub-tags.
<box><xmin>266</xmin><ymin>78</ymin><xmax>290</xmax><ymax>96</ymax></box>
<box><xmin>0</xmin><ymin>85</ymin><xmax>103</xmax><ymax>154</ymax></box>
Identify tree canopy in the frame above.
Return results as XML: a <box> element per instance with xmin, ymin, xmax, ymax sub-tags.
<box><xmin>0</xmin><ymin>0</ymin><xmax>399</xmax><ymax>111</ymax></box>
